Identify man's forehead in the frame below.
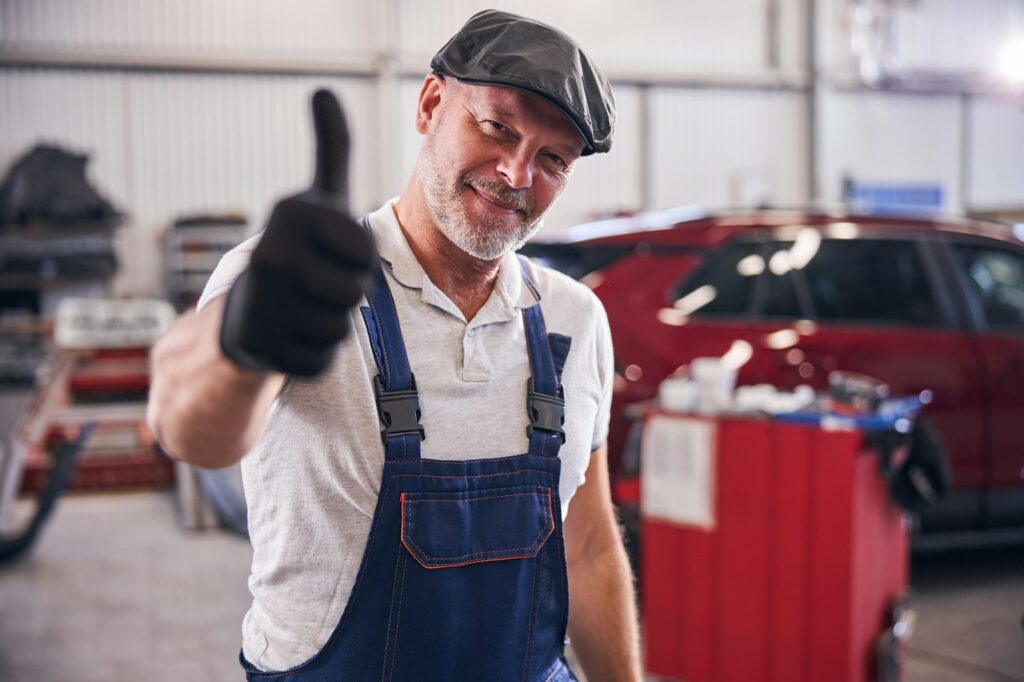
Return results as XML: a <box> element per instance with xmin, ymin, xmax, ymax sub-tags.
<box><xmin>457</xmin><ymin>81</ymin><xmax>586</xmax><ymax>155</ymax></box>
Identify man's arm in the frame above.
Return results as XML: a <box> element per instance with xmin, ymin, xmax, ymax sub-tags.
<box><xmin>563</xmin><ymin>443</ymin><xmax>642</xmax><ymax>682</ymax></box>
<box><xmin>147</xmin><ymin>296</ymin><xmax>285</xmax><ymax>469</ymax></box>
<box><xmin>148</xmin><ymin>89</ymin><xmax>373</xmax><ymax>469</ymax></box>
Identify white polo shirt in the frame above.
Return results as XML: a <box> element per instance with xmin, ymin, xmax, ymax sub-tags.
<box><xmin>198</xmin><ymin>198</ymin><xmax>614</xmax><ymax>672</ymax></box>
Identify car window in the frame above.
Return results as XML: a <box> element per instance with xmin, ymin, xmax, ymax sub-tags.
<box><xmin>756</xmin><ymin>238</ymin><xmax>943</xmax><ymax>326</ymax></box>
<box><xmin>673</xmin><ymin>241</ymin><xmax>762</xmax><ymax>317</ymax></box>
<box><xmin>806</xmin><ymin>239</ymin><xmax>942</xmax><ymax>326</ymax></box>
<box><xmin>951</xmin><ymin>243</ymin><xmax>1024</xmax><ymax>332</ymax></box>
<box><xmin>759</xmin><ymin>242</ymin><xmax>805</xmax><ymax>319</ymax></box>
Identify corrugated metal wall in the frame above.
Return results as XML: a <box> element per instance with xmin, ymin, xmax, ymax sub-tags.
<box><xmin>395</xmin><ymin>0</ymin><xmax>782</xmax><ymax>76</ymax></box>
<box><xmin>1</xmin><ymin>0</ymin><xmax>384</xmax><ymax>58</ymax></box>
<box><xmin>817</xmin><ymin>89</ymin><xmax>963</xmax><ymax>211</ymax></box>
<box><xmin>892</xmin><ymin>0</ymin><xmax>1024</xmax><ymax>75</ymax></box>
<box><xmin>969</xmin><ymin>96</ymin><xmax>1024</xmax><ymax>209</ymax></box>
<box><xmin>649</xmin><ymin>88</ymin><xmax>809</xmax><ymax>210</ymax></box>
<box><xmin>0</xmin><ymin>67</ymin><xmax>376</xmax><ymax>297</ymax></box>
<box><xmin>2</xmin><ymin>0</ymin><xmax>1024</xmax><ymax>296</ymax></box>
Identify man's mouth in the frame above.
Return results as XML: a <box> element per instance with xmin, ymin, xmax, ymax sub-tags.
<box><xmin>469</xmin><ymin>185</ymin><xmax>520</xmax><ymax>213</ymax></box>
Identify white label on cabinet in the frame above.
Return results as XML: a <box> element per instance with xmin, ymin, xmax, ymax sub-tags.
<box><xmin>640</xmin><ymin>416</ymin><xmax>716</xmax><ymax>530</ymax></box>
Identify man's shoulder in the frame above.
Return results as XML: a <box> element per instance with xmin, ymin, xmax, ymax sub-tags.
<box><xmin>517</xmin><ymin>255</ymin><xmax>607</xmax><ymax>325</ymax></box>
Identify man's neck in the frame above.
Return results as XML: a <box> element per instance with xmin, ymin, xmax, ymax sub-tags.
<box><xmin>392</xmin><ymin>192</ymin><xmax>502</xmax><ymax>323</ymax></box>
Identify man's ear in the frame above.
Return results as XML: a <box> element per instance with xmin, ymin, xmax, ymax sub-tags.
<box><xmin>415</xmin><ymin>74</ymin><xmax>447</xmax><ymax>135</ymax></box>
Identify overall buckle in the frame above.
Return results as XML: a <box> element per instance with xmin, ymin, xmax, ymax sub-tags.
<box><xmin>526</xmin><ymin>378</ymin><xmax>566</xmax><ymax>443</ymax></box>
<box><xmin>373</xmin><ymin>374</ymin><xmax>426</xmax><ymax>445</ymax></box>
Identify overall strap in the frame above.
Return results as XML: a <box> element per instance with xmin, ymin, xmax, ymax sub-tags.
<box><xmin>518</xmin><ymin>257</ymin><xmax>571</xmax><ymax>457</ymax></box>
<box><xmin>359</xmin><ymin>217</ymin><xmax>424</xmax><ymax>461</ymax></box>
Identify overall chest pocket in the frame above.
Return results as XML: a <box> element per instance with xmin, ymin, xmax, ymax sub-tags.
<box><xmin>400</xmin><ymin>485</ymin><xmax>555</xmax><ymax>569</ymax></box>
<box><xmin>385</xmin><ymin>484</ymin><xmax>567</xmax><ymax>680</ymax></box>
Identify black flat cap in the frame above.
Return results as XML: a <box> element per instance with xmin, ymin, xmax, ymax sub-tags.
<box><xmin>430</xmin><ymin>9</ymin><xmax>615</xmax><ymax>155</ymax></box>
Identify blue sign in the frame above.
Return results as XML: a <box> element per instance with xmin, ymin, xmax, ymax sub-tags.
<box><xmin>847</xmin><ymin>182</ymin><xmax>945</xmax><ymax>217</ymax></box>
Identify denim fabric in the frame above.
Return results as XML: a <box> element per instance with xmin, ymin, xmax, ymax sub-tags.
<box><xmin>240</xmin><ymin>247</ymin><xmax>574</xmax><ymax>681</ymax></box>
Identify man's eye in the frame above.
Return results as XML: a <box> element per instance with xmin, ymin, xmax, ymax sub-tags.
<box><xmin>544</xmin><ymin>152</ymin><xmax>567</xmax><ymax>167</ymax></box>
<box><xmin>486</xmin><ymin>120</ymin><xmax>506</xmax><ymax>132</ymax></box>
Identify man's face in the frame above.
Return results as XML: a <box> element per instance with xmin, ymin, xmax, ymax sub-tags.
<box><xmin>415</xmin><ymin>77</ymin><xmax>585</xmax><ymax>261</ymax></box>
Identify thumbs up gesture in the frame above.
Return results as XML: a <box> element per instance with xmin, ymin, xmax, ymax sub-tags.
<box><xmin>219</xmin><ymin>90</ymin><xmax>376</xmax><ymax>377</ymax></box>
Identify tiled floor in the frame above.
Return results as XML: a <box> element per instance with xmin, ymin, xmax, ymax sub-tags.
<box><xmin>0</xmin><ymin>491</ymin><xmax>1022</xmax><ymax>681</ymax></box>
<box><xmin>0</xmin><ymin>491</ymin><xmax>251</xmax><ymax>682</ymax></box>
<box><xmin>904</xmin><ymin>544</ymin><xmax>1024</xmax><ymax>682</ymax></box>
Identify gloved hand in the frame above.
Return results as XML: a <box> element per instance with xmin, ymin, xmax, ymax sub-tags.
<box><xmin>219</xmin><ymin>89</ymin><xmax>376</xmax><ymax>377</ymax></box>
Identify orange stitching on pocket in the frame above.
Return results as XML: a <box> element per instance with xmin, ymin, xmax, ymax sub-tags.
<box><xmin>394</xmin><ymin>469</ymin><xmax>554</xmax><ymax>480</ymax></box>
<box><xmin>400</xmin><ymin>491</ymin><xmax>555</xmax><ymax>569</ymax></box>
<box><xmin>407</xmin><ymin>492</ymin><xmax>546</xmax><ymax>504</ymax></box>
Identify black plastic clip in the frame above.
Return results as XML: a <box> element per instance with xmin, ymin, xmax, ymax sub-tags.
<box><xmin>526</xmin><ymin>378</ymin><xmax>566</xmax><ymax>443</ymax></box>
<box><xmin>373</xmin><ymin>374</ymin><xmax>425</xmax><ymax>445</ymax></box>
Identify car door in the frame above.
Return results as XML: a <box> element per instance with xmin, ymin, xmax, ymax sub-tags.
<box><xmin>944</xmin><ymin>238</ymin><xmax>1024</xmax><ymax>527</ymax></box>
<box><xmin>745</xmin><ymin>233</ymin><xmax>986</xmax><ymax>532</ymax></box>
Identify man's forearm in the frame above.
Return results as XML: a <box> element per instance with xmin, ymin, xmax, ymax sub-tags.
<box><xmin>147</xmin><ymin>297</ymin><xmax>284</xmax><ymax>469</ymax></box>
<box><xmin>567</xmin><ymin>529</ymin><xmax>642</xmax><ymax>682</ymax></box>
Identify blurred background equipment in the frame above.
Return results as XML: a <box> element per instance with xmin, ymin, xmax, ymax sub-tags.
<box><xmin>0</xmin><ymin>422</ymin><xmax>93</xmax><ymax>563</ymax></box>
<box><xmin>3</xmin><ymin>1</ymin><xmax>1024</xmax><ymax>681</ymax></box>
<box><xmin>0</xmin><ymin>143</ymin><xmax>122</xmax><ymax>318</ymax></box>
<box><xmin>163</xmin><ymin>213</ymin><xmax>249</xmax><ymax>313</ymax></box>
<box><xmin>640</xmin><ymin>409</ymin><xmax>913</xmax><ymax>682</ymax></box>
<box><xmin>529</xmin><ymin>209</ymin><xmax>1024</xmax><ymax>546</ymax></box>
<box><xmin>0</xmin><ymin>144</ymin><xmax>120</xmax><ymax>227</ymax></box>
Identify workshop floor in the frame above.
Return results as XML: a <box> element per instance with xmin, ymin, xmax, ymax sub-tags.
<box><xmin>0</xmin><ymin>491</ymin><xmax>1021</xmax><ymax>682</ymax></box>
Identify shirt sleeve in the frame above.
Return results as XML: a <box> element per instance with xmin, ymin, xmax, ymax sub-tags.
<box><xmin>590</xmin><ymin>296</ymin><xmax>615</xmax><ymax>451</ymax></box>
<box><xmin>195</xmin><ymin>234</ymin><xmax>260</xmax><ymax>312</ymax></box>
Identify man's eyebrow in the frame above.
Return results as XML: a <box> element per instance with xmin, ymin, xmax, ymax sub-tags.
<box><xmin>482</xmin><ymin>106</ymin><xmax>517</xmax><ymax>122</ymax></box>
<box><xmin>554</xmin><ymin>141</ymin><xmax>584</xmax><ymax>160</ymax></box>
<box><xmin>478</xmin><ymin>105</ymin><xmax>583</xmax><ymax>158</ymax></box>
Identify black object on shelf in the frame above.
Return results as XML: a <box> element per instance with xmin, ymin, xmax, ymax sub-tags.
<box><xmin>0</xmin><ymin>144</ymin><xmax>121</xmax><ymax>228</ymax></box>
<box><xmin>0</xmin><ymin>144</ymin><xmax>125</xmax><ymax>317</ymax></box>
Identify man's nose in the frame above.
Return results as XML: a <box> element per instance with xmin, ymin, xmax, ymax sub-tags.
<box><xmin>496</xmin><ymin>147</ymin><xmax>534</xmax><ymax>190</ymax></box>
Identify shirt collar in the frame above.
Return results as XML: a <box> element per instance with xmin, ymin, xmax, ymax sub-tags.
<box><xmin>367</xmin><ymin>198</ymin><xmax>538</xmax><ymax>319</ymax></box>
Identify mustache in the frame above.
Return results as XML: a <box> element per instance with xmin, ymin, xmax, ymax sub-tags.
<box><xmin>463</xmin><ymin>176</ymin><xmax>532</xmax><ymax>214</ymax></box>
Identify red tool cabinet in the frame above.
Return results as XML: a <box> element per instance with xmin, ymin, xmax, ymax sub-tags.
<box><xmin>641</xmin><ymin>413</ymin><xmax>909</xmax><ymax>682</ymax></box>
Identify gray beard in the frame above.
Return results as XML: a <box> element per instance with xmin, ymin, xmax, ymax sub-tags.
<box><xmin>418</xmin><ymin>154</ymin><xmax>545</xmax><ymax>261</ymax></box>
<box><xmin>436</xmin><ymin>193</ymin><xmax>541</xmax><ymax>260</ymax></box>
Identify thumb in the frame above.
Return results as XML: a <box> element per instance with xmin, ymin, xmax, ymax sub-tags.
<box><xmin>310</xmin><ymin>88</ymin><xmax>350</xmax><ymax>207</ymax></box>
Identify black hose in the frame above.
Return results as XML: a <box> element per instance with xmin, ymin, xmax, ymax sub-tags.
<box><xmin>0</xmin><ymin>423</ymin><xmax>94</xmax><ymax>564</ymax></box>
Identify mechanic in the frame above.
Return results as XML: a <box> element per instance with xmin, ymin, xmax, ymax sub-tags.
<box><xmin>147</xmin><ymin>9</ymin><xmax>640</xmax><ymax>682</ymax></box>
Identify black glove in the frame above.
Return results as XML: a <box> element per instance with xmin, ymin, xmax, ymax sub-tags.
<box><xmin>219</xmin><ymin>89</ymin><xmax>376</xmax><ymax>377</ymax></box>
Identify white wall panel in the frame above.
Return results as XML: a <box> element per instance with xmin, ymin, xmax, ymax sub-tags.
<box><xmin>776</xmin><ymin>0</ymin><xmax>809</xmax><ymax>73</ymax></box>
<box><xmin>648</xmin><ymin>88</ymin><xmax>809</xmax><ymax>210</ymax></box>
<box><xmin>0</xmin><ymin>68</ymin><xmax>377</xmax><ymax>296</ymax></box>
<box><xmin>968</xmin><ymin>97</ymin><xmax>1024</xmax><ymax>209</ymax></box>
<box><xmin>0</xmin><ymin>68</ymin><xmax>129</xmax><ymax>208</ymax></box>
<box><xmin>540</xmin><ymin>85</ymin><xmax>644</xmax><ymax>237</ymax></box>
<box><xmin>892</xmin><ymin>0</ymin><xmax>1024</xmax><ymax>75</ymax></box>
<box><xmin>396</xmin><ymin>77</ymin><xmax>643</xmax><ymax>238</ymax></box>
<box><xmin>1</xmin><ymin>0</ymin><xmax>383</xmax><ymax>58</ymax></box>
<box><xmin>396</xmin><ymin>0</ymin><xmax>774</xmax><ymax>78</ymax></box>
<box><xmin>817</xmin><ymin>89</ymin><xmax>962</xmax><ymax>211</ymax></box>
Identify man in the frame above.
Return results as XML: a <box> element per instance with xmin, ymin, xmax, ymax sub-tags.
<box><xmin>148</xmin><ymin>10</ymin><xmax>640</xmax><ymax>682</ymax></box>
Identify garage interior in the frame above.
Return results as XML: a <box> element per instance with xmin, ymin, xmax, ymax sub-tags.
<box><xmin>2</xmin><ymin>1</ymin><xmax>1024</xmax><ymax>681</ymax></box>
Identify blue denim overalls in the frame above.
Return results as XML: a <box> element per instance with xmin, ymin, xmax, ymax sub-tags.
<box><xmin>240</xmin><ymin>244</ymin><xmax>578</xmax><ymax>681</ymax></box>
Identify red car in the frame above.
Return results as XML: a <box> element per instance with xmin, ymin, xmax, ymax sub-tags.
<box><xmin>526</xmin><ymin>209</ymin><xmax>1024</xmax><ymax>540</ymax></box>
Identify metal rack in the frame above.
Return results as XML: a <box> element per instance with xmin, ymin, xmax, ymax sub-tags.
<box><xmin>0</xmin><ymin>219</ymin><xmax>121</xmax><ymax>316</ymax></box>
<box><xmin>163</xmin><ymin>215</ymin><xmax>248</xmax><ymax>312</ymax></box>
